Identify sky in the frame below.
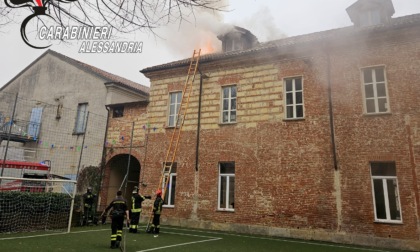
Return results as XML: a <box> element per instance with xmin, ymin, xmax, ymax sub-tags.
<box><xmin>1</xmin><ymin>0</ymin><xmax>420</xmax><ymax>89</ymax></box>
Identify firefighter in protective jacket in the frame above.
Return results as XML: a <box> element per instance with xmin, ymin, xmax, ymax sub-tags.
<box><xmin>102</xmin><ymin>191</ymin><xmax>129</xmax><ymax>249</ymax></box>
<box><xmin>148</xmin><ymin>189</ymin><xmax>164</xmax><ymax>237</ymax></box>
<box><xmin>82</xmin><ymin>186</ymin><xmax>96</xmax><ymax>225</ymax></box>
<box><xmin>129</xmin><ymin>187</ymin><xmax>151</xmax><ymax>233</ymax></box>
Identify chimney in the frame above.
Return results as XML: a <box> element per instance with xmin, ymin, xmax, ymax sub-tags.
<box><xmin>217</xmin><ymin>26</ymin><xmax>259</xmax><ymax>53</ymax></box>
<box><xmin>346</xmin><ymin>0</ymin><xmax>395</xmax><ymax>27</ymax></box>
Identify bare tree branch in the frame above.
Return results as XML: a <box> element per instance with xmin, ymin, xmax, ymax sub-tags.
<box><xmin>0</xmin><ymin>0</ymin><xmax>227</xmax><ymax>36</ymax></box>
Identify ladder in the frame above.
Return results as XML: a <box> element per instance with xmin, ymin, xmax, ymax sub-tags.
<box><xmin>146</xmin><ymin>49</ymin><xmax>201</xmax><ymax>232</ymax></box>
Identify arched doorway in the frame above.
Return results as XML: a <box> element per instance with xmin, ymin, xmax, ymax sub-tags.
<box><xmin>105</xmin><ymin>154</ymin><xmax>140</xmax><ymax>205</ymax></box>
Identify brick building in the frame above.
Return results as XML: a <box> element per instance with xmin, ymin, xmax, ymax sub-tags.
<box><xmin>103</xmin><ymin>0</ymin><xmax>420</xmax><ymax>250</ymax></box>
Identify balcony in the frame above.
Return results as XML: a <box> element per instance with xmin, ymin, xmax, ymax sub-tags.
<box><xmin>0</xmin><ymin>118</ymin><xmax>40</xmax><ymax>143</ymax></box>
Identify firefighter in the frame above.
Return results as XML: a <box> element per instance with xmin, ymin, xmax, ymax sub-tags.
<box><xmin>101</xmin><ymin>190</ymin><xmax>129</xmax><ymax>249</ymax></box>
<box><xmin>82</xmin><ymin>186</ymin><xmax>96</xmax><ymax>226</ymax></box>
<box><xmin>148</xmin><ymin>189</ymin><xmax>164</xmax><ymax>237</ymax></box>
<box><xmin>129</xmin><ymin>186</ymin><xmax>152</xmax><ymax>233</ymax></box>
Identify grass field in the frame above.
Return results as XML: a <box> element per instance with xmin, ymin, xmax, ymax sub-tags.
<box><xmin>0</xmin><ymin>224</ymin><xmax>411</xmax><ymax>252</ymax></box>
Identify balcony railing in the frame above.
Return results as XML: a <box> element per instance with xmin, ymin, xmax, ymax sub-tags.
<box><xmin>0</xmin><ymin>118</ymin><xmax>40</xmax><ymax>143</ymax></box>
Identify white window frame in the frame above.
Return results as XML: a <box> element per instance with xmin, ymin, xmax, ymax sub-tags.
<box><xmin>284</xmin><ymin>76</ymin><xmax>304</xmax><ymax>119</ymax></box>
<box><xmin>225</xmin><ymin>37</ymin><xmax>243</xmax><ymax>52</ymax></box>
<box><xmin>221</xmin><ymin>85</ymin><xmax>237</xmax><ymax>123</ymax></box>
<box><xmin>360</xmin><ymin>9</ymin><xmax>381</xmax><ymax>26</ymax></box>
<box><xmin>218</xmin><ymin>162</ymin><xmax>235</xmax><ymax>211</ymax></box>
<box><xmin>74</xmin><ymin>103</ymin><xmax>88</xmax><ymax>134</ymax></box>
<box><xmin>362</xmin><ymin>66</ymin><xmax>390</xmax><ymax>114</ymax></box>
<box><xmin>162</xmin><ymin>164</ymin><xmax>176</xmax><ymax>207</ymax></box>
<box><xmin>370</xmin><ymin>162</ymin><xmax>402</xmax><ymax>224</ymax></box>
<box><xmin>168</xmin><ymin>91</ymin><xmax>182</xmax><ymax>127</ymax></box>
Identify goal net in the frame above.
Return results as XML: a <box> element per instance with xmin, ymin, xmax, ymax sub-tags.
<box><xmin>0</xmin><ymin>176</ymin><xmax>77</xmax><ymax>234</ymax></box>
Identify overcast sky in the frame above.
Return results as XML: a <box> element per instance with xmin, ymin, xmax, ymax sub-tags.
<box><xmin>1</xmin><ymin>0</ymin><xmax>420</xmax><ymax>89</ymax></box>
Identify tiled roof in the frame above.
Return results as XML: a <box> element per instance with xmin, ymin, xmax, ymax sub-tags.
<box><xmin>141</xmin><ymin>13</ymin><xmax>420</xmax><ymax>73</ymax></box>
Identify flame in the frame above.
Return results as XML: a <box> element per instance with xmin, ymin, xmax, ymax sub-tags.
<box><xmin>35</xmin><ymin>0</ymin><xmax>43</xmax><ymax>6</ymax></box>
<box><xmin>200</xmin><ymin>40</ymin><xmax>215</xmax><ymax>55</ymax></box>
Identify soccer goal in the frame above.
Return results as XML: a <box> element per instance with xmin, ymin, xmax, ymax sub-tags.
<box><xmin>0</xmin><ymin>176</ymin><xmax>77</xmax><ymax>234</ymax></box>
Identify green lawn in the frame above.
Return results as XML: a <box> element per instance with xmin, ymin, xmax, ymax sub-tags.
<box><xmin>0</xmin><ymin>225</ymin><xmax>410</xmax><ymax>252</ymax></box>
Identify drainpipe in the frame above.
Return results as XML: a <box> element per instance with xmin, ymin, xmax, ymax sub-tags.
<box><xmin>325</xmin><ymin>44</ymin><xmax>343</xmax><ymax>232</ymax></box>
<box><xmin>326</xmin><ymin>51</ymin><xmax>338</xmax><ymax>170</ymax></box>
<box><xmin>97</xmin><ymin>105</ymin><xmax>111</xmax><ymax>210</ymax></box>
<box><xmin>195</xmin><ymin>70</ymin><xmax>208</xmax><ymax>171</ymax></box>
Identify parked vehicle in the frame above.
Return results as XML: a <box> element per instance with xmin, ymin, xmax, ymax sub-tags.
<box><xmin>0</xmin><ymin>160</ymin><xmax>51</xmax><ymax>192</ymax></box>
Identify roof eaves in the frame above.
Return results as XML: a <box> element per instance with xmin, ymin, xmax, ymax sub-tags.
<box><xmin>106</xmin><ymin>100</ymin><xmax>149</xmax><ymax>108</ymax></box>
<box><xmin>104</xmin><ymin>81</ymin><xmax>149</xmax><ymax>97</ymax></box>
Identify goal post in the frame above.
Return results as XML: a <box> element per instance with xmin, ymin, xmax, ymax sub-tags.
<box><xmin>0</xmin><ymin>176</ymin><xmax>77</xmax><ymax>234</ymax></box>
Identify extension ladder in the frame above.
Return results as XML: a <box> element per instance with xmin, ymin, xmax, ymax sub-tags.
<box><xmin>146</xmin><ymin>49</ymin><xmax>201</xmax><ymax>231</ymax></box>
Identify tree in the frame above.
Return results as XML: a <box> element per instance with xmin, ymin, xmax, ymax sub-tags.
<box><xmin>0</xmin><ymin>0</ymin><xmax>226</xmax><ymax>34</ymax></box>
<box><xmin>76</xmin><ymin>165</ymin><xmax>101</xmax><ymax>194</ymax></box>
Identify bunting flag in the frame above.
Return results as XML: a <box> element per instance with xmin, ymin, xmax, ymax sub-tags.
<box><xmin>30</xmin><ymin>128</ymin><xmax>160</xmax><ymax>152</ymax></box>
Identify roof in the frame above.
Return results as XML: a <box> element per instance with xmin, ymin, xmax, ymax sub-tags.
<box><xmin>141</xmin><ymin>13</ymin><xmax>420</xmax><ymax>74</ymax></box>
<box><xmin>0</xmin><ymin>160</ymin><xmax>49</xmax><ymax>170</ymax></box>
<box><xmin>1</xmin><ymin>50</ymin><xmax>149</xmax><ymax>95</ymax></box>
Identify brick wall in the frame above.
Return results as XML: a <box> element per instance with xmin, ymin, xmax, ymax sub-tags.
<box><xmin>105</xmin><ymin>20</ymin><xmax>420</xmax><ymax>251</ymax></box>
<box><xmin>100</xmin><ymin>103</ymin><xmax>149</xmax><ymax>208</ymax></box>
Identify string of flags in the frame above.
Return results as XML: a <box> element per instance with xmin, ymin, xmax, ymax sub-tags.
<box><xmin>37</xmin><ymin>140</ymin><xmax>91</xmax><ymax>151</ymax></box>
<box><xmin>2</xmin><ymin>120</ymin><xmax>157</xmax><ymax>150</ymax></box>
<box><xmin>105</xmin><ymin>122</ymin><xmax>157</xmax><ymax>146</ymax></box>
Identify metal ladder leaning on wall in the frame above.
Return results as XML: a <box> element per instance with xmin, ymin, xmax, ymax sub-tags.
<box><xmin>146</xmin><ymin>49</ymin><xmax>201</xmax><ymax>232</ymax></box>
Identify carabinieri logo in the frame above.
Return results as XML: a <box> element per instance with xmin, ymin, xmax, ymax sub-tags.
<box><xmin>5</xmin><ymin>0</ymin><xmax>77</xmax><ymax>49</ymax></box>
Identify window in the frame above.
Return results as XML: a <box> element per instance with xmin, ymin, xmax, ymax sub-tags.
<box><xmin>284</xmin><ymin>77</ymin><xmax>304</xmax><ymax>119</ymax></box>
<box><xmin>370</xmin><ymin>162</ymin><xmax>402</xmax><ymax>223</ymax></box>
<box><xmin>360</xmin><ymin>9</ymin><xmax>381</xmax><ymax>26</ymax></box>
<box><xmin>218</xmin><ymin>162</ymin><xmax>235</xmax><ymax>211</ymax></box>
<box><xmin>74</xmin><ymin>103</ymin><xmax>88</xmax><ymax>134</ymax></box>
<box><xmin>362</xmin><ymin>67</ymin><xmax>389</xmax><ymax>114</ymax></box>
<box><xmin>112</xmin><ymin>106</ymin><xmax>124</xmax><ymax>118</ymax></box>
<box><xmin>162</xmin><ymin>163</ymin><xmax>176</xmax><ymax>207</ymax></box>
<box><xmin>224</xmin><ymin>37</ymin><xmax>243</xmax><ymax>52</ymax></box>
<box><xmin>221</xmin><ymin>86</ymin><xmax>237</xmax><ymax>123</ymax></box>
<box><xmin>168</xmin><ymin>92</ymin><xmax>182</xmax><ymax>127</ymax></box>
<box><xmin>28</xmin><ymin>107</ymin><xmax>43</xmax><ymax>138</ymax></box>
